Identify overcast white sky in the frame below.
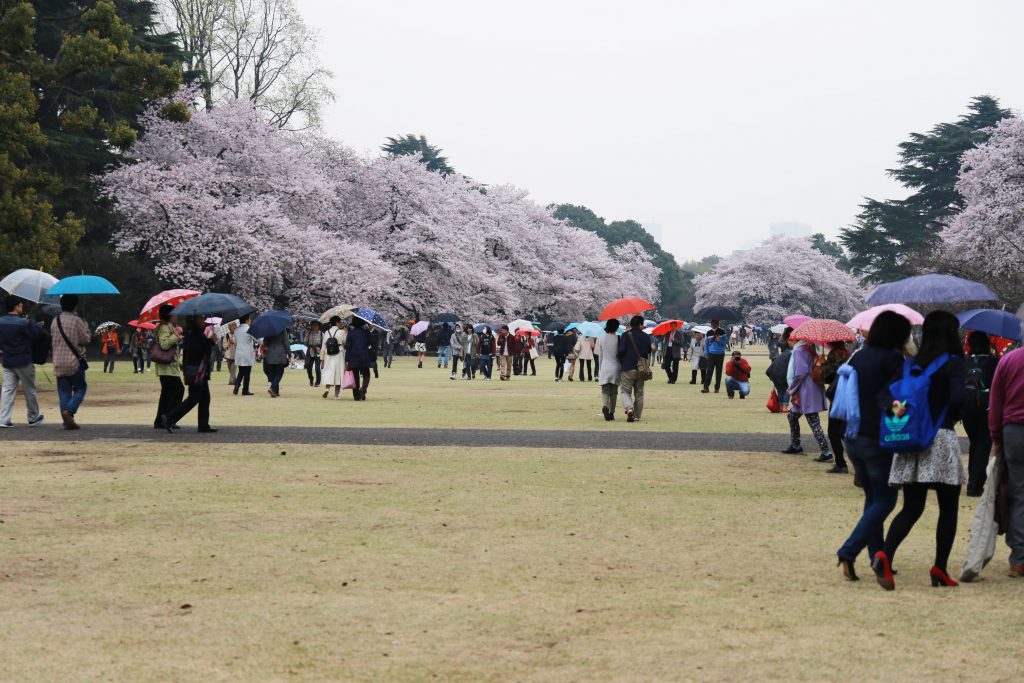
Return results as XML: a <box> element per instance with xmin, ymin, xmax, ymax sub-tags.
<box><xmin>297</xmin><ymin>0</ymin><xmax>1024</xmax><ymax>263</ymax></box>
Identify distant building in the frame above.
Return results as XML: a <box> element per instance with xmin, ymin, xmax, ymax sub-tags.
<box><xmin>642</xmin><ymin>223</ymin><xmax>664</xmax><ymax>244</ymax></box>
<box><xmin>769</xmin><ymin>221</ymin><xmax>812</xmax><ymax>238</ymax></box>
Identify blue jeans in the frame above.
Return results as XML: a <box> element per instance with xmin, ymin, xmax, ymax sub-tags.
<box><xmin>437</xmin><ymin>345</ymin><xmax>451</xmax><ymax>366</ymax></box>
<box><xmin>837</xmin><ymin>436</ymin><xmax>898</xmax><ymax>562</ymax></box>
<box><xmin>725</xmin><ymin>377</ymin><xmax>749</xmax><ymax>397</ymax></box>
<box><xmin>478</xmin><ymin>355</ymin><xmax>493</xmax><ymax>378</ymax></box>
<box><xmin>57</xmin><ymin>367</ymin><xmax>88</xmax><ymax>415</ymax></box>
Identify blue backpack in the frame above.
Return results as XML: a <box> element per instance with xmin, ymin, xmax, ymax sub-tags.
<box><xmin>879</xmin><ymin>353</ymin><xmax>949</xmax><ymax>452</ymax></box>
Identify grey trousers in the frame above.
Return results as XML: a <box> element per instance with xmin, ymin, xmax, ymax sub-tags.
<box><xmin>601</xmin><ymin>383</ymin><xmax>617</xmax><ymax>414</ymax></box>
<box><xmin>619</xmin><ymin>370</ymin><xmax>645</xmax><ymax>418</ymax></box>
<box><xmin>1</xmin><ymin>365</ymin><xmax>41</xmax><ymax>425</ymax></box>
<box><xmin>1004</xmin><ymin>424</ymin><xmax>1024</xmax><ymax>566</ymax></box>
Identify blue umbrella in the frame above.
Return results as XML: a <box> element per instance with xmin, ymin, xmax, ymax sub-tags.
<box><xmin>171</xmin><ymin>293</ymin><xmax>255</xmax><ymax>320</ymax></box>
<box><xmin>353</xmin><ymin>306</ymin><xmax>390</xmax><ymax>331</ymax></box>
<box><xmin>564</xmin><ymin>322</ymin><xmax>581</xmax><ymax>332</ymax></box>
<box><xmin>47</xmin><ymin>275</ymin><xmax>119</xmax><ymax>295</ymax></box>
<box><xmin>576</xmin><ymin>321</ymin><xmax>605</xmax><ymax>338</ymax></box>
<box><xmin>248</xmin><ymin>310</ymin><xmax>294</xmax><ymax>338</ymax></box>
<box><xmin>866</xmin><ymin>274</ymin><xmax>998</xmax><ymax>305</ymax></box>
<box><xmin>290</xmin><ymin>343</ymin><xmax>307</xmax><ymax>352</ymax></box>
<box><xmin>474</xmin><ymin>323</ymin><xmax>497</xmax><ymax>333</ymax></box>
<box><xmin>957</xmin><ymin>309</ymin><xmax>1024</xmax><ymax>343</ymax></box>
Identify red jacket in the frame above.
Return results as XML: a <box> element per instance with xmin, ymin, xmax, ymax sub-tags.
<box><xmin>726</xmin><ymin>358</ymin><xmax>751</xmax><ymax>382</ymax></box>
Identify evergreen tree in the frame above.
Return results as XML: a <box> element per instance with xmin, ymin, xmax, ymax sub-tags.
<box><xmin>382</xmin><ymin>134</ymin><xmax>455</xmax><ymax>175</ymax></box>
<box><xmin>552</xmin><ymin>204</ymin><xmax>691</xmax><ymax>317</ymax></box>
<box><xmin>841</xmin><ymin>95</ymin><xmax>1011</xmax><ymax>281</ymax></box>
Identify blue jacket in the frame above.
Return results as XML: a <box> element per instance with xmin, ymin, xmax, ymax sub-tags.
<box><xmin>0</xmin><ymin>315</ymin><xmax>41</xmax><ymax>369</ymax></box>
<box><xmin>704</xmin><ymin>328</ymin><xmax>728</xmax><ymax>355</ymax></box>
<box><xmin>617</xmin><ymin>328</ymin><xmax>652</xmax><ymax>372</ymax></box>
<box><xmin>345</xmin><ymin>327</ymin><xmax>371</xmax><ymax>369</ymax></box>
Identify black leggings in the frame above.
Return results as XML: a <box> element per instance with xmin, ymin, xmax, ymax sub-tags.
<box><xmin>884</xmin><ymin>483</ymin><xmax>961</xmax><ymax>572</ymax></box>
<box><xmin>523</xmin><ymin>357</ymin><xmax>536</xmax><ymax>375</ymax></box>
<box><xmin>155</xmin><ymin>375</ymin><xmax>184</xmax><ymax>427</ymax></box>
<box><xmin>554</xmin><ymin>354</ymin><xmax>566</xmax><ymax>379</ymax></box>
<box><xmin>827</xmin><ymin>416</ymin><xmax>847</xmax><ymax>468</ymax></box>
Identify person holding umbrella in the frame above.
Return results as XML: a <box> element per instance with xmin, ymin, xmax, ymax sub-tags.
<box><xmin>262</xmin><ymin>329</ymin><xmax>289</xmax><ymax>398</ymax></box>
<box><xmin>320</xmin><ymin>316</ymin><xmax>347</xmax><ymax>400</ymax></box>
<box><xmin>662</xmin><ymin>322</ymin><xmax>684</xmax><ymax>384</ymax></box>
<box><xmin>152</xmin><ymin>304</ymin><xmax>184</xmax><ymax>429</ymax></box>
<box><xmin>51</xmin><ymin>295</ymin><xmax>90</xmax><ymax>429</ymax></box>
<box><xmin>617</xmin><ymin>315</ymin><xmax>653</xmax><ymax>422</ymax></box>
<box><xmin>160</xmin><ymin>315</ymin><xmax>217</xmax><ymax>433</ymax></box>
<box><xmin>0</xmin><ymin>295</ymin><xmax>45</xmax><ymax>429</ymax></box>
<box><xmin>783</xmin><ymin>332</ymin><xmax>833</xmax><ymax>462</ymax></box>
<box><xmin>100</xmin><ymin>325</ymin><xmax>121</xmax><ymax>373</ymax></box>
<box><xmin>345</xmin><ymin>316</ymin><xmax>372</xmax><ymax>400</ymax></box>
<box><xmin>411</xmin><ymin>321</ymin><xmax>428</xmax><ymax>368</ymax></box>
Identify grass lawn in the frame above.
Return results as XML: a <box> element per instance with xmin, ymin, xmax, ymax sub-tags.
<box><xmin>20</xmin><ymin>350</ymin><xmax>792</xmax><ymax>433</ymax></box>
<box><xmin>1</xmin><ymin>441</ymin><xmax>1020</xmax><ymax>681</ymax></box>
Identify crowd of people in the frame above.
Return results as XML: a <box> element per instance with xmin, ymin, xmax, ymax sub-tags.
<box><xmin>4</xmin><ymin>293</ymin><xmax>1024</xmax><ymax>586</ymax></box>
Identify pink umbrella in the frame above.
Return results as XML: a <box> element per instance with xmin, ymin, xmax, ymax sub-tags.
<box><xmin>847</xmin><ymin>304</ymin><xmax>924</xmax><ymax>331</ymax></box>
<box><xmin>410</xmin><ymin>320</ymin><xmax>429</xmax><ymax>336</ymax></box>
<box><xmin>205</xmin><ymin>317</ymin><xmax>222</xmax><ymax>325</ymax></box>
<box><xmin>784</xmin><ymin>314</ymin><xmax>813</xmax><ymax>329</ymax></box>
<box><xmin>139</xmin><ymin>289</ymin><xmax>201</xmax><ymax>322</ymax></box>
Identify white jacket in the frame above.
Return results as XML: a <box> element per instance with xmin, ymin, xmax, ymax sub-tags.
<box><xmin>234</xmin><ymin>323</ymin><xmax>257</xmax><ymax>366</ymax></box>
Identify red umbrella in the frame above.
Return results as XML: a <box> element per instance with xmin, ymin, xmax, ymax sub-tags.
<box><xmin>790</xmin><ymin>319</ymin><xmax>856</xmax><ymax>344</ymax></box>
<box><xmin>138</xmin><ymin>289</ymin><xmax>200</xmax><ymax>322</ymax></box>
<box><xmin>650</xmin><ymin>319</ymin><xmax>685</xmax><ymax>336</ymax></box>
<box><xmin>516</xmin><ymin>329</ymin><xmax>540</xmax><ymax>337</ymax></box>
<box><xmin>128</xmin><ymin>319</ymin><xmax>157</xmax><ymax>330</ymax></box>
<box><xmin>598</xmin><ymin>297</ymin><xmax>654</xmax><ymax>322</ymax></box>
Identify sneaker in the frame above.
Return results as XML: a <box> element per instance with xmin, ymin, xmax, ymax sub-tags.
<box><xmin>826</xmin><ymin>465</ymin><xmax>849</xmax><ymax>474</ymax></box>
<box><xmin>781</xmin><ymin>446</ymin><xmax>804</xmax><ymax>455</ymax></box>
<box><xmin>814</xmin><ymin>453</ymin><xmax>835</xmax><ymax>463</ymax></box>
<box><xmin>28</xmin><ymin>415</ymin><xmax>45</xmax><ymax>428</ymax></box>
<box><xmin>0</xmin><ymin>422</ymin><xmax>13</xmax><ymax>429</ymax></box>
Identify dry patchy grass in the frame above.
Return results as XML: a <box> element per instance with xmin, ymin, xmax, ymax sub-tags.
<box><xmin>0</xmin><ymin>441</ymin><xmax>1019</xmax><ymax>681</ymax></box>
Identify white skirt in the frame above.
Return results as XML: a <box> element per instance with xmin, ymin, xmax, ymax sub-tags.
<box><xmin>889</xmin><ymin>428</ymin><xmax>967</xmax><ymax>486</ymax></box>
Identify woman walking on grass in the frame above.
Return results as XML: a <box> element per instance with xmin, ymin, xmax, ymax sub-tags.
<box><xmin>320</xmin><ymin>316</ymin><xmax>347</xmax><ymax>400</ymax></box>
<box><xmin>872</xmin><ymin>311</ymin><xmax>967</xmax><ymax>590</ymax></box>
<box><xmin>160</xmin><ymin>316</ymin><xmax>217</xmax><ymax>433</ymax></box>
<box><xmin>835</xmin><ymin>311</ymin><xmax>911</xmax><ymax>581</ymax></box>
<box><xmin>594</xmin><ymin>319</ymin><xmax>621</xmax><ymax>420</ymax></box>
<box><xmin>152</xmin><ymin>305</ymin><xmax>183</xmax><ymax>430</ymax></box>
<box><xmin>783</xmin><ymin>335</ymin><xmax>833</xmax><ymax>463</ymax></box>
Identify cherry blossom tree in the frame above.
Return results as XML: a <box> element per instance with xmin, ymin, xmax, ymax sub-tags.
<box><xmin>694</xmin><ymin>236</ymin><xmax>864</xmax><ymax>321</ymax></box>
<box><xmin>941</xmin><ymin>116</ymin><xmax>1024</xmax><ymax>308</ymax></box>
<box><xmin>102</xmin><ymin>92</ymin><xmax>664</xmax><ymax>319</ymax></box>
<box><xmin>101</xmin><ymin>93</ymin><xmax>395</xmax><ymax>310</ymax></box>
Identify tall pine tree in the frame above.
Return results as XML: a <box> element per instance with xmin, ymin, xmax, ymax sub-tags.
<box><xmin>841</xmin><ymin>96</ymin><xmax>1011</xmax><ymax>281</ymax></box>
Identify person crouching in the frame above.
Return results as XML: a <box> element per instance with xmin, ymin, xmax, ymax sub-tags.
<box><xmin>725</xmin><ymin>350</ymin><xmax>751</xmax><ymax>399</ymax></box>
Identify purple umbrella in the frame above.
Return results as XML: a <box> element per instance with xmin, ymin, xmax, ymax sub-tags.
<box><xmin>865</xmin><ymin>274</ymin><xmax>998</xmax><ymax>306</ymax></box>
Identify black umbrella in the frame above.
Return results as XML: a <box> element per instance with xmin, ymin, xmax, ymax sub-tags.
<box><xmin>434</xmin><ymin>312</ymin><xmax>460</xmax><ymax>324</ymax></box>
<box><xmin>293</xmin><ymin>310</ymin><xmax>319</xmax><ymax>322</ymax></box>
<box><xmin>171</xmin><ymin>293</ymin><xmax>255</xmax><ymax>320</ymax></box>
<box><xmin>547</xmin><ymin>321</ymin><xmax>568</xmax><ymax>332</ymax></box>
<box><xmin>696</xmin><ymin>305</ymin><xmax>741</xmax><ymax>321</ymax></box>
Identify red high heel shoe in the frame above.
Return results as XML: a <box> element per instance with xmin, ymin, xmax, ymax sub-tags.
<box><xmin>872</xmin><ymin>551</ymin><xmax>895</xmax><ymax>591</ymax></box>
<box><xmin>929</xmin><ymin>566</ymin><xmax>959</xmax><ymax>587</ymax></box>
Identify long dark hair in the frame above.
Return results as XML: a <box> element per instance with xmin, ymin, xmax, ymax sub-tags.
<box><xmin>915</xmin><ymin>311</ymin><xmax>964</xmax><ymax>366</ymax></box>
<box><xmin>866</xmin><ymin>311</ymin><xmax>911</xmax><ymax>351</ymax></box>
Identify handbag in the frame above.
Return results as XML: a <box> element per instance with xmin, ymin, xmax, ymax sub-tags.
<box><xmin>766</xmin><ymin>387</ymin><xmax>783</xmax><ymax>414</ymax></box>
<box><xmin>626</xmin><ymin>330</ymin><xmax>653</xmax><ymax>381</ymax></box>
<box><xmin>56</xmin><ymin>316</ymin><xmax>88</xmax><ymax>371</ymax></box>
<box><xmin>148</xmin><ymin>324</ymin><xmax>177</xmax><ymax>364</ymax></box>
<box><xmin>341</xmin><ymin>369</ymin><xmax>355</xmax><ymax>389</ymax></box>
<box><xmin>183</xmin><ymin>359</ymin><xmax>209</xmax><ymax>386</ymax></box>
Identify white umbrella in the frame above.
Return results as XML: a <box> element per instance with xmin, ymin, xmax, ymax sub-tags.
<box><xmin>0</xmin><ymin>268</ymin><xmax>59</xmax><ymax>303</ymax></box>
<box><xmin>692</xmin><ymin>325</ymin><xmax>712</xmax><ymax>334</ymax></box>
<box><xmin>770</xmin><ymin>324</ymin><xmax>787</xmax><ymax>334</ymax></box>
<box><xmin>319</xmin><ymin>304</ymin><xmax>354</xmax><ymax>324</ymax></box>
<box><xmin>509</xmin><ymin>318</ymin><xmax>535</xmax><ymax>334</ymax></box>
<box><xmin>94</xmin><ymin>321</ymin><xmax>120</xmax><ymax>334</ymax></box>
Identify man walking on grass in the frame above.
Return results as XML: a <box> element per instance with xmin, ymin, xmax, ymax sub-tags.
<box><xmin>617</xmin><ymin>315</ymin><xmax>653</xmax><ymax>423</ymax></box>
<box><xmin>0</xmin><ymin>296</ymin><xmax>45</xmax><ymax>429</ymax></box>
<box><xmin>51</xmin><ymin>294</ymin><xmax>89</xmax><ymax>429</ymax></box>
